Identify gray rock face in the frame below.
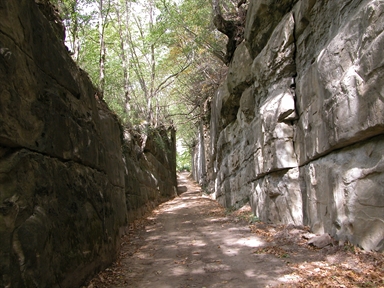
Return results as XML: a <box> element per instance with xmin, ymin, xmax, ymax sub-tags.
<box><xmin>245</xmin><ymin>0</ymin><xmax>298</xmax><ymax>59</ymax></box>
<box><xmin>294</xmin><ymin>0</ymin><xmax>384</xmax><ymax>165</ymax></box>
<box><xmin>308</xmin><ymin>233</ymin><xmax>333</xmax><ymax>249</ymax></box>
<box><xmin>301</xmin><ymin>135</ymin><xmax>384</xmax><ymax>251</ymax></box>
<box><xmin>195</xmin><ymin>0</ymin><xmax>384</xmax><ymax>251</ymax></box>
<box><xmin>0</xmin><ymin>1</ymin><xmax>177</xmax><ymax>287</ymax></box>
<box><xmin>250</xmin><ymin>168</ymin><xmax>303</xmax><ymax>226</ymax></box>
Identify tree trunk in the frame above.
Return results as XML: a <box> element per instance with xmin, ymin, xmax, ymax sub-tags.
<box><xmin>98</xmin><ymin>0</ymin><xmax>107</xmax><ymax>96</ymax></box>
<box><xmin>148</xmin><ymin>0</ymin><xmax>155</xmax><ymax>125</ymax></box>
<box><xmin>116</xmin><ymin>0</ymin><xmax>131</xmax><ymax>115</ymax></box>
<box><xmin>69</xmin><ymin>0</ymin><xmax>80</xmax><ymax>62</ymax></box>
<box><xmin>197</xmin><ymin>104</ymin><xmax>206</xmax><ymax>185</ymax></box>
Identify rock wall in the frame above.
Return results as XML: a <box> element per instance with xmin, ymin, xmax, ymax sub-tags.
<box><xmin>194</xmin><ymin>0</ymin><xmax>384</xmax><ymax>251</ymax></box>
<box><xmin>123</xmin><ymin>127</ymin><xmax>177</xmax><ymax>223</ymax></box>
<box><xmin>0</xmin><ymin>1</ymin><xmax>177</xmax><ymax>287</ymax></box>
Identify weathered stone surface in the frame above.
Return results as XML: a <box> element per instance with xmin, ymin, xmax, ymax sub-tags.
<box><xmin>301</xmin><ymin>135</ymin><xmax>384</xmax><ymax>251</ymax></box>
<box><xmin>0</xmin><ymin>1</ymin><xmax>178</xmax><ymax>287</ymax></box>
<box><xmin>250</xmin><ymin>168</ymin><xmax>302</xmax><ymax>226</ymax></box>
<box><xmin>0</xmin><ymin>149</ymin><xmax>126</xmax><ymax>287</ymax></box>
<box><xmin>239</xmin><ymin>86</ymin><xmax>255</xmax><ymax>123</ymax></box>
<box><xmin>123</xmin><ymin>128</ymin><xmax>177</xmax><ymax>223</ymax></box>
<box><xmin>254</xmin><ymin>91</ymin><xmax>298</xmax><ymax>175</ymax></box>
<box><xmin>221</xmin><ymin>11</ymin><xmax>297</xmax><ymax>177</ymax></box>
<box><xmin>0</xmin><ymin>2</ymin><xmax>128</xmax><ymax>286</ymax></box>
<box><xmin>193</xmin><ymin>0</ymin><xmax>384</xmax><ymax>251</ymax></box>
<box><xmin>0</xmin><ymin>0</ymin><xmax>121</xmax><ymax>180</ymax></box>
<box><xmin>244</xmin><ymin>0</ymin><xmax>298</xmax><ymax>59</ymax></box>
<box><xmin>227</xmin><ymin>42</ymin><xmax>253</xmax><ymax>96</ymax></box>
<box><xmin>210</xmin><ymin>11</ymin><xmax>298</xmax><ymax>211</ymax></box>
<box><xmin>252</xmin><ymin>12</ymin><xmax>296</xmax><ymax>92</ymax></box>
<box><xmin>295</xmin><ymin>0</ymin><xmax>384</xmax><ymax>165</ymax></box>
<box><xmin>250</xmin><ymin>12</ymin><xmax>298</xmax><ymax>175</ymax></box>
<box><xmin>220</xmin><ymin>84</ymin><xmax>241</xmax><ymax>128</ymax></box>
<box><xmin>213</xmin><ymin>120</ymin><xmax>254</xmax><ymax>207</ymax></box>
<box><xmin>308</xmin><ymin>233</ymin><xmax>333</xmax><ymax>248</ymax></box>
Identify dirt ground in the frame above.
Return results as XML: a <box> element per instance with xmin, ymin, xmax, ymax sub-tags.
<box><xmin>86</xmin><ymin>172</ymin><xmax>383</xmax><ymax>288</ymax></box>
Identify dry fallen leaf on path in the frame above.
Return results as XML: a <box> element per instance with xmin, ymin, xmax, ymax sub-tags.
<box><xmin>86</xmin><ymin>175</ymin><xmax>384</xmax><ymax>288</ymax></box>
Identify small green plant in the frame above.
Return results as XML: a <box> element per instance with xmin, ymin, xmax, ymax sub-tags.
<box><xmin>154</xmin><ymin>133</ymin><xmax>168</xmax><ymax>151</ymax></box>
<box><xmin>248</xmin><ymin>214</ymin><xmax>260</xmax><ymax>224</ymax></box>
<box><xmin>225</xmin><ymin>206</ymin><xmax>237</xmax><ymax>215</ymax></box>
<box><xmin>177</xmin><ymin>149</ymin><xmax>191</xmax><ymax>172</ymax></box>
<box><xmin>343</xmin><ymin>241</ymin><xmax>356</xmax><ymax>253</ymax></box>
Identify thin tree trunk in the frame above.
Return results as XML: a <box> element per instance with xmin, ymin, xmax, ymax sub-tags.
<box><xmin>197</xmin><ymin>104</ymin><xmax>206</xmax><ymax>185</ymax></box>
<box><xmin>116</xmin><ymin>0</ymin><xmax>131</xmax><ymax>114</ymax></box>
<box><xmin>98</xmin><ymin>0</ymin><xmax>107</xmax><ymax>96</ymax></box>
<box><xmin>124</xmin><ymin>0</ymin><xmax>131</xmax><ymax>114</ymax></box>
<box><xmin>148</xmin><ymin>0</ymin><xmax>155</xmax><ymax>125</ymax></box>
<box><xmin>70</xmin><ymin>0</ymin><xmax>80</xmax><ymax>62</ymax></box>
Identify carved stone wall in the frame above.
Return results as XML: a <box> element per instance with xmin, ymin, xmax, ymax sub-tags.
<box><xmin>0</xmin><ymin>1</ymin><xmax>177</xmax><ymax>287</ymax></box>
<box><xmin>194</xmin><ymin>0</ymin><xmax>384</xmax><ymax>251</ymax></box>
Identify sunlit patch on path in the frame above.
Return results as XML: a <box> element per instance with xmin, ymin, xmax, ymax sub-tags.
<box><xmin>87</xmin><ymin>172</ymin><xmax>383</xmax><ymax>288</ymax></box>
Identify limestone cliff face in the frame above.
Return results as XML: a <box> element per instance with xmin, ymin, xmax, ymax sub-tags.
<box><xmin>0</xmin><ymin>1</ymin><xmax>176</xmax><ymax>287</ymax></box>
<box><xmin>195</xmin><ymin>0</ymin><xmax>384</xmax><ymax>251</ymax></box>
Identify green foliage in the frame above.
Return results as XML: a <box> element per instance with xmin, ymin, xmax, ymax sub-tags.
<box><xmin>177</xmin><ymin>148</ymin><xmax>191</xmax><ymax>172</ymax></box>
<box><xmin>343</xmin><ymin>241</ymin><xmax>357</xmax><ymax>253</ymax></box>
<box><xmin>153</xmin><ymin>131</ymin><xmax>169</xmax><ymax>153</ymax></box>
<box><xmin>248</xmin><ymin>214</ymin><xmax>260</xmax><ymax>224</ymax></box>
<box><xmin>51</xmin><ymin>0</ymin><xmax>228</xmax><ymax>150</ymax></box>
<box><xmin>225</xmin><ymin>206</ymin><xmax>237</xmax><ymax>214</ymax></box>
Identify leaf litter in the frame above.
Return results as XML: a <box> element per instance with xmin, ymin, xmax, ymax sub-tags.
<box><xmin>85</xmin><ymin>174</ymin><xmax>383</xmax><ymax>288</ymax></box>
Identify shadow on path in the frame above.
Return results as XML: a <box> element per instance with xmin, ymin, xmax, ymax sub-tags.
<box><xmin>88</xmin><ymin>172</ymin><xmax>291</xmax><ymax>288</ymax></box>
<box><xmin>87</xmin><ymin>173</ymin><xmax>384</xmax><ymax>288</ymax></box>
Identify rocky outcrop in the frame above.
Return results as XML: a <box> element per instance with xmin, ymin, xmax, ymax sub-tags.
<box><xmin>194</xmin><ymin>0</ymin><xmax>384</xmax><ymax>251</ymax></box>
<box><xmin>0</xmin><ymin>1</ymin><xmax>176</xmax><ymax>287</ymax></box>
<box><xmin>123</xmin><ymin>127</ymin><xmax>177</xmax><ymax>222</ymax></box>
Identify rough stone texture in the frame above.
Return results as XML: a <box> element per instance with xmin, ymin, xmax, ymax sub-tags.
<box><xmin>250</xmin><ymin>168</ymin><xmax>303</xmax><ymax>226</ymax></box>
<box><xmin>209</xmin><ymin>11</ymin><xmax>299</xmax><ymax>211</ymax></box>
<box><xmin>244</xmin><ymin>0</ymin><xmax>298</xmax><ymax>59</ymax></box>
<box><xmin>123</xmin><ymin>128</ymin><xmax>177</xmax><ymax>223</ymax></box>
<box><xmin>0</xmin><ymin>1</ymin><xmax>177</xmax><ymax>287</ymax></box>
<box><xmin>194</xmin><ymin>0</ymin><xmax>384</xmax><ymax>251</ymax></box>
<box><xmin>308</xmin><ymin>233</ymin><xmax>333</xmax><ymax>248</ymax></box>
<box><xmin>301</xmin><ymin>135</ymin><xmax>384</xmax><ymax>252</ymax></box>
<box><xmin>227</xmin><ymin>42</ymin><xmax>253</xmax><ymax>96</ymax></box>
<box><xmin>0</xmin><ymin>149</ymin><xmax>126</xmax><ymax>288</ymax></box>
<box><xmin>294</xmin><ymin>0</ymin><xmax>384</xmax><ymax>165</ymax></box>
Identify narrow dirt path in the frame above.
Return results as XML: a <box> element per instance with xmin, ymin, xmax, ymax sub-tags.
<box><xmin>87</xmin><ymin>173</ymin><xmax>383</xmax><ymax>288</ymax></box>
<box><xmin>119</xmin><ymin>173</ymin><xmax>291</xmax><ymax>287</ymax></box>
<box><xmin>89</xmin><ymin>172</ymin><xmax>290</xmax><ymax>287</ymax></box>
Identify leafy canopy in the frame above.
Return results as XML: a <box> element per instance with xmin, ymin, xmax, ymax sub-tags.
<box><xmin>53</xmin><ymin>0</ymin><xmax>229</xmax><ymax>159</ymax></box>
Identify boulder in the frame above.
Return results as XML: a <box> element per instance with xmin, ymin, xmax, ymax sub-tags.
<box><xmin>308</xmin><ymin>234</ymin><xmax>333</xmax><ymax>248</ymax></box>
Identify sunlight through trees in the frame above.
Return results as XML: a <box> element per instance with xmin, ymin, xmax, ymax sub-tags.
<box><xmin>51</xmin><ymin>0</ymin><xmax>240</xmax><ymax>161</ymax></box>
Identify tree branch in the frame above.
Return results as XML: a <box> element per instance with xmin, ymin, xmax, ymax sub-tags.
<box><xmin>155</xmin><ymin>62</ymin><xmax>191</xmax><ymax>95</ymax></box>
